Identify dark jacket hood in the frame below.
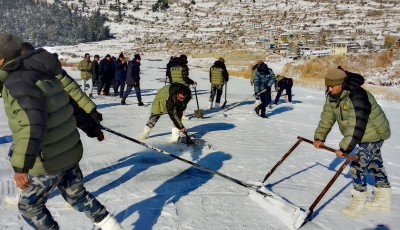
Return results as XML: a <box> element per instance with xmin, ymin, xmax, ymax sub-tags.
<box><xmin>343</xmin><ymin>71</ymin><xmax>365</xmax><ymax>91</ymax></box>
<box><xmin>213</xmin><ymin>60</ymin><xmax>226</xmax><ymax>69</ymax></box>
<box><xmin>257</xmin><ymin>63</ymin><xmax>269</xmax><ymax>73</ymax></box>
<box><xmin>2</xmin><ymin>48</ymin><xmax>62</xmax><ymax>77</ymax></box>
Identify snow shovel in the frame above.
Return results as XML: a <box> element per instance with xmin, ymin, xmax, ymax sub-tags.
<box><xmin>221</xmin><ymin>83</ymin><xmax>227</xmax><ymax>109</ymax></box>
<box><xmin>193</xmin><ymin>86</ymin><xmax>204</xmax><ymax>118</ymax></box>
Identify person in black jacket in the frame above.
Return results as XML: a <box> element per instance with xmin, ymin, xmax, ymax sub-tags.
<box><xmin>92</xmin><ymin>54</ymin><xmax>100</xmax><ymax>96</ymax></box>
<box><xmin>121</xmin><ymin>54</ymin><xmax>143</xmax><ymax>106</ymax></box>
<box><xmin>98</xmin><ymin>54</ymin><xmax>115</xmax><ymax>96</ymax></box>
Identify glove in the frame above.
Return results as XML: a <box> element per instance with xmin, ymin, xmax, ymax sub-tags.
<box><xmin>90</xmin><ymin>109</ymin><xmax>103</xmax><ymax>123</ymax></box>
<box><xmin>97</xmin><ymin>131</ymin><xmax>104</xmax><ymax>141</ymax></box>
<box><xmin>255</xmin><ymin>94</ymin><xmax>260</xmax><ymax>100</ymax></box>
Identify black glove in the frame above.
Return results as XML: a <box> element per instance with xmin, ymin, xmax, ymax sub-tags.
<box><xmin>90</xmin><ymin>109</ymin><xmax>103</xmax><ymax>123</ymax></box>
<box><xmin>97</xmin><ymin>131</ymin><xmax>105</xmax><ymax>142</ymax></box>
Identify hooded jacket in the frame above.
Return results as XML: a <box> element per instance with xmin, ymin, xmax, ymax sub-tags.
<box><xmin>151</xmin><ymin>83</ymin><xmax>192</xmax><ymax>129</ymax></box>
<box><xmin>0</xmin><ymin>49</ymin><xmax>96</xmax><ymax>176</ymax></box>
<box><xmin>209</xmin><ymin>60</ymin><xmax>229</xmax><ymax>86</ymax></box>
<box><xmin>314</xmin><ymin>72</ymin><xmax>390</xmax><ymax>153</ymax></box>
<box><xmin>169</xmin><ymin>58</ymin><xmax>193</xmax><ymax>86</ymax></box>
<box><xmin>253</xmin><ymin>63</ymin><xmax>276</xmax><ymax>94</ymax></box>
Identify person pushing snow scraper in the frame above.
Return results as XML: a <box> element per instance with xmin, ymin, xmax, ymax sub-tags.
<box><xmin>313</xmin><ymin>67</ymin><xmax>392</xmax><ymax>217</ymax></box>
<box><xmin>140</xmin><ymin>82</ymin><xmax>192</xmax><ymax>143</ymax></box>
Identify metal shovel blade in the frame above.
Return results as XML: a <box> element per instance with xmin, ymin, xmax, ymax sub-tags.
<box><xmin>194</xmin><ymin>109</ymin><xmax>204</xmax><ymax>118</ymax></box>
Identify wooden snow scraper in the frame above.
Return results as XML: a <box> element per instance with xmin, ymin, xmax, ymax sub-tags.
<box><xmin>101</xmin><ymin>126</ymin><xmax>358</xmax><ymax>229</ymax></box>
<box><xmin>247</xmin><ymin>136</ymin><xmax>359</xmax><ymax>229</ymax></box>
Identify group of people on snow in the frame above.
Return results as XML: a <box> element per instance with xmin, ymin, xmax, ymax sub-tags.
<box><xmin>0</xmin><ymin>32</ymin><xmax>393</xmax><ymax>229</ymax></box>
<box><xmin>78</xmin><ymin>51</ymin><xmax>144</xmax><ymax>106</ymax></box>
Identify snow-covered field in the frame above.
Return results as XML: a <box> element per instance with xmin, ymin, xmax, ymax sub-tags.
<box><xmin>0</xmin><ymin>54</ymin><xmax>399</xmax><ymax>230</ymax></box>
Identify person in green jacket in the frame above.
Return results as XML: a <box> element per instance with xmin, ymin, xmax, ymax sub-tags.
<box><xmin>208</xmin><ymin>57</ymin><xmax>229</xmax><ymax>109</ymax></box>
<box><xmin>78</xmin><ymin>53</ymin><xmax>94</xmax><ymax>98</ymax></box>
<box><xmin>140</xmin><ymin>82</ymin><xmax>192</xmax><ymax>143</ymax></box>
<box><xmin>0</xmin><ymin>33</ymin><xmax>123</xmax><ymax>230</ymax></box>
<box><xmin>313</xmin><ymin>67</ymin><xmax>391</xmax><ymax>217</ymax></box>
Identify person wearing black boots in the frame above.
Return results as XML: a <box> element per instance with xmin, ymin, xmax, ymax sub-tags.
<box><xmin>121</xmin><ymin>54</ymin><xmax>144</xmax><ymax>106</ymax></box>
<box><xmin>253</xmin><ymin>62</ymin><xmax>276</xmax><ymax>118</ymax></box>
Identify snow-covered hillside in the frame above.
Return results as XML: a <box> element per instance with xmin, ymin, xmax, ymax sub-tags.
<box><xmin>0</xmin><ymin>52</ymin><xmax>399</xmax><ymax>230</ymax></box>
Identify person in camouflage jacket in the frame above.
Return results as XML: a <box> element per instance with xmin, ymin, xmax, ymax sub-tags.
<box><xmin>313</xmin><ymin>67</ymin><xmax>391</xmax><ymax>217</ymax></box>
<box><xmin>0</xmin><ymin>33</ymin><xmax>123</xmax><ymax>230</ymax></box>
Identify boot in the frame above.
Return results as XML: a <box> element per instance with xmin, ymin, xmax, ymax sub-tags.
<box><xmin>138</xmin><ymin>101</ymin><xmax>144</xmax><ymax>106</ymax></box>
<box><xmin>254</xmin><ymin>104</ymin><xmax>261</xmax><ymax>115</ymax></box>
<box><xmin>170</xmin><ymin>127</ymin><xmax>180</xmax><ymax>143</ymax></box>
<box><xmin>342</xmin><ymin>189</ymin><xmax>367</xmax><ymax>217</ymax></box>
<box><xmin>214</xmin><ymin>102</ymin><xmax>220</xmax><ymax>108</ymax></box>
<box><xmin>366</xmin><ymin>187</ymin><xmax>392</xmax><ymax>211</ymax></box>
<box><xmin>121</xmin><ymin>99</ymin><xmax>126</xmax><ymax>105</ymax></box>
<box><xmin>95</xmin><ymin>213</ymin><xmax>124</xmax><ymax>230</ymax></box>
<box><xmin>260</xmin><ymin>107</ymin><xmax>268</xmax><ymax>118</ymax></box>
<box><xmin>139</xmin><ymin>126</ymin><xmax>152</xmax><ymax>140</ymax></box>
<box><xmin>208</xmin><ymin>101</ymin><xmax>213</xmax><ymax>109</ymax></box>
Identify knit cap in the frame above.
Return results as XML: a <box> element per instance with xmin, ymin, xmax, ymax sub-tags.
<box><xmin>0</xmin><ymin>33</ymin><xmax>22</xmax><ymax>60</ymax></box>
<box><xmin>218</xmin><ymin>57</ymin><xmax>225</xmax><ymax>63</ymax></box>
<box><xmin>325</xmin><ymin>69</ymin><xmax>347</xmax><ymax>87</ymax></box>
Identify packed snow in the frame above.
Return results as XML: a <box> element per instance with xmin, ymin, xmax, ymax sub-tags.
<box><xmin>0</xmin><ymin>54</ymin><xmax>399</xmax><ymax>230</ymax></box>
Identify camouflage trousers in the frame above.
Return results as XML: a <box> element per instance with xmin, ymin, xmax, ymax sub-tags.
<box><xmin>19</xmin><ymin>164</ymin><xmax>108</xmax><ymax>230</ymax></box>
<box><xmin>209</xmin><ymin>84</ymin><xmax>224</xmax><ymax>104</ymax></box>
<box><xmin>350</xmin><ymin>140</ymin><xmax>390</xmax><ymax>192</ymax></box>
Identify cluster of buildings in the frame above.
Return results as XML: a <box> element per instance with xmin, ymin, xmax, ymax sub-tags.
<box><xmin>81</xmin><ymin>0</ymin><xmax>400</xmax><ymax>59</ymax></box>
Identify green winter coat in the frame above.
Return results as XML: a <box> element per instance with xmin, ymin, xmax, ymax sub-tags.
<box><xmin>78</xmin><ymin>59</ymin><xmax>93</xmax><ymax>80</ymax></box>
<box><xmin>170</xmin><ymin>59</ymin><xmax>193</xmax><ymax>86</ymax></box>
<box><xmin>0</xmin><ymin>50</ymin><xmax>83</xmax><ymax>176</ymax></box>
<box><xmin>210</xmin><ymin>60</ymin><xmax>229</xmax><ymax>86</ymax></box>
<box><xmin>314</xmin><ymin>73</ymin><xmax>390</xmax><ymax>153</ymax></box>
<box><xmin>57</xmin><ymin>70</ymin><xmax>96</xmax><ymax>114</ymax></box>
<box><xmin>151</xmin><ymin>83</ymin><xmax>192</xmax><ymax>129</ymax></box>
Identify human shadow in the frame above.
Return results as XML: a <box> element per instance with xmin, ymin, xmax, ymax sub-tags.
<box><xmin>200</xmin><ymin>100</ymin><xmax>254</xmax><ymax>118</ymax></box>
<box><xmin>362</xmin><ymin>224</ymin><xmax>391</xmax><ymax>230</ymax></box>
<box><xmin>267</xmin><ymin>104</ymin><xmax>294</xmax><ymax>117</ymax></box>
<box><xmin>150</xmin><ymin>123</ymin><xmax>235</xmax><ymax>161</ymax></box>
<box><xmin>0</xmin><ymin>135</ymin><xmax>13</xmax><ymax>144</ymax></box>
<box><xmin>86</xmin><ymin>151</ymin><xmax>174</xmax><ymax>197</ymax></box>
<box><xmin>115</xmin><ymin>151</ymin><xmax>232</xmax><ymax>230</ymax></box>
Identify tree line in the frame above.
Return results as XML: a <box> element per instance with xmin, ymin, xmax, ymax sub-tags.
<box><xmin>0</xmin><ymin>0</ymin><xmax>113</xmax><ymax>47</ymax></box>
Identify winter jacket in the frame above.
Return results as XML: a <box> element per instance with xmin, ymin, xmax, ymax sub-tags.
<box><xmin>166</xmin><ymin>57</ymin><xmax>180</xmax><ymax>82</ymax></box>
<box><xmin>314</xmin><ymin>72</ymin><xmax>390</xmax><ymax>153</ymax></box>
<box><xmin>254</xmin><ymin>63</ymin><xmax>276</xmax><ymax>94</ymax></box>
<box><xmin>78</xmin><ymin>59</ymin><xmax>93</xmax><ymax>80</ymax></box>
<box><xmin>126</xmin><ymin>59</ymin><xmax>140</xmax><ymax>86</ymax></box>
<box><xmin>57</xmin><ymin>69</ymin><xmax>96</xmax><ymax>114</ymax></box>
<box><xmin>275</xmin><ymin>75</ymin><xmax>293</xmax><ymax>90</ymax></box>
<box><xmin>92</xmin><ymin>60</ymin><xmax>100</xmax><ymax>81</ymax></box>
<box><xmin>0</xmin><ymin>49</ymin><xmax>101</xmax><ymax>176</ymax></box>
<box><xmin>169</xmin><ymin>58</ymin><xmax>193</xmax><ymax>86</ymax></box>
<box><xmin>115</xmin><ymin>59</ymin><xmax>128</xmax><ymax>82</ymax></box>
<box><xmin>250</xmin><ymin>63</ymin><xmax>261</xmax><ymax>86</ymax></box>
<box><xmin>99</xmin><ymin>58</ymin><xmax>115</xmax><ymax>81</ymax></box>
<box><xmin>209</xmin><ymin>60</ymin><xmax>229</xmax><ymax>86</ymax></box>
<box><xmin>151</xmin><ymin>83</ymin><xmax>192</xmax><ymax>129</ymax></box>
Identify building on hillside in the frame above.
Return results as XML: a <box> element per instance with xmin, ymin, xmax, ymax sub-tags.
<box><xmin>299</xmin><ymin>48</ymin><xmax>331</xmax><ymax>59</ymax></box>
<box><xmin>330</xmin><ymin>42</ymin><xmax>348</xmax><ymax>56</ymax></box>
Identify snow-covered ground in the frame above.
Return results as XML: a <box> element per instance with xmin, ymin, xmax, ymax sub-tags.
<box><xmin>0</xmin><ymin>55</ymin><xmax>399</xmax><ymax>230</ymax></box>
